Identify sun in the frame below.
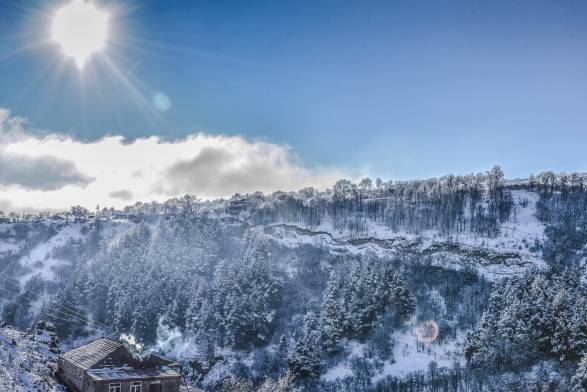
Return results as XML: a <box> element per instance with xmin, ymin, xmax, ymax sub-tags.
<box><xmin>51</xmin><ymin>0</ymin><xmax>109</xmax><ymax>68</ymax></box>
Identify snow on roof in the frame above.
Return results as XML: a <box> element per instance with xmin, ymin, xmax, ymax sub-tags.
<box><xmin>59</xmin><ymin>337</ymin><xmax>122</xmax><ymax>370</ymax></box>
<box><xmin>180</xmin><ymin>386</ymin><xmax>205</xmax><ymax>392</ymax></box>
<box><xmin>60</xmin><ymin>337</ymin><xmax>181</xmax><ymax>382</ymax></box>
<box><xmin>86</xmin><ymin>365</ymin><xmax>180</xmax><ymax>381</ymax></box>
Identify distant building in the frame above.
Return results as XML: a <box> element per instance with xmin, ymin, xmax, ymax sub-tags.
<box><xmin>112</xmin><ymin>211</ymin><xmax>130</xmax><ymax>219</ymax></box>
<box><xmin>58</xmin><ymin>338</ymin><xmax>182</xmax><ymax>392</ymax></box>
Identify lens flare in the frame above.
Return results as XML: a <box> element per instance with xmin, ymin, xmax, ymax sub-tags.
<box><xmin>153</xmin><ymin>93</ymin><xmax>171</xmax><ymax>112</ymax></box>
<box><xmin>415</xmin><ymin>320</ymin><xmax>440</xmax><ymax>344</ymax></box>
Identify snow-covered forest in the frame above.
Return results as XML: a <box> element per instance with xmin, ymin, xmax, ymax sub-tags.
<box><xmin>2</xmin><ymin>167</ymin><xmax>587</xmax><ymax>391</ymax></box>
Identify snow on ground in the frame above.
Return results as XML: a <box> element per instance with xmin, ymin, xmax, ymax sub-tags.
<box><xmin>17</xmin><ymin>223</ymin><xmax>85</xmax><ymax>287</ymax></box>
<box><xmin>0</xmin><ymin>223</ymin><xmax>27</xmax><ymax>257</ymax></box>
<box><xmin>321</xmin><ymin>340</ymin><xmax>366</xmax><ymax>382</ymax></box>
<box><xmin>270</xmin><ymin>189</ymin><xmax>544</xmax><ymax>249</ymax></box>
<box><xmin>509</xmin><ymin>190</ymin><xmax>545</xmax><ymax>238</ymax></box>
<box><xmin>7</xmin><ymin>220</ymin><xmax>134</xmax><ymax>287</ymax></box>
<box><xmin>101</xmin><ymin>219</ymin><xmax>135</xmax><ymax>251</ymax></box>
<box><xmin>1</xmin><ymin>220</ymin><xmax>135</xmax><ymax>289</ymax></box>
<box><xmin>427</xmin><ymin>248</ymin><xmax>547</xmax><ymax>281</ymax></box>
<box><xmin>312</xmin><ymin>219</ymin><xmax>420</xmax><ymax>242</ymax></box>
<box><xmin>0</xmin><ymin>324</ymin><xmax>64</xmax><ymax>392</ymax></box>
<box><xmin>267</xmin><ymin>226</ymin><xmax>544</xmax><ymax>281</ymax></box>
<box><xmin>451</xmin><ymin>189</ymin><xmax>544</xmax><ymax>254</ymax></box>
<box><xmin>321</xmin><ymin>328</ymin><xmax>464</xmax><ymax>384</ymax></box>
<box><xmin>374</xmin><ymin>329</ymin><xmax>463</xmax><ymax>380</ymax></box>
<box><xmin>267</xmin><ymin>189</ymin><xmax>547</xmax><ymax>280</ymax></box>
<box><xmin>321</xmin><ymin>360</ymin><xmax>354</xmax><ymax>382</ymax></box>
<box><xmin>266</xmin><ymin>223</ymin><xmax>418</xmax><ymax>258</ymax></box>
<box><xmin>0</xmin><ymin>240</ymin><xmax>21</xmax><ymax>256</ymax></box>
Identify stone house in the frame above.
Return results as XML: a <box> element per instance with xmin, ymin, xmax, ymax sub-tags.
<box><xmin>58</xmin><ymin>338</ymin><xmax>183</xmax><ymax>392</ymax></box>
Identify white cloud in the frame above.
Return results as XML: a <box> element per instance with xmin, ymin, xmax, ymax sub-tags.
<box><xmin>0</xmin><ymin>108</ymin><xmax>347</xmax><ymax>212</ymax></box>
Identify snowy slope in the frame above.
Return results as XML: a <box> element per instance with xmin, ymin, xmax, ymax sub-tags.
<box><xmin>17</xmin><ymin>223</ymin><xmax>85</xmax><ymax>286</ymax></box>
<box><xmin>321</xmin><ymin>330</ymin><xmax>464</xmax><ymax>383</ymax></box>
<box><xmin>0</xmin><ymin>189</ymin><xmax>546</xmax><ymax>287</ymax></box>
<box><xmin>0</xmin><ymin>322</ymin><xmax>64</xmax><ymax>392</ymax></box>
<box><xmin>0</xmin><ymin>219</ymin><xmax>135</xmax><ymax>287</ymax></box>
<box><xmin>265</xmin><ymin>189</ymin><xmax>547</xmax><ymax>280</ymax></box>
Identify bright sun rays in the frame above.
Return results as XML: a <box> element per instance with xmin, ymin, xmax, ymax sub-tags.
<box><xmin>4</xmin><ymin>0</ymin><xmax>183</xmax><ymax>130</ymax></box>
<box><xmin>51</xmin><ymin>0</ymin><xmax>109</xmax><ymax>68</ymax></box>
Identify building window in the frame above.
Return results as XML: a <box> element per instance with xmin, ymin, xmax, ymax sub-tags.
<box><xmin>108</xmin><ymin>383</ymin><xmax>121</xmax><ymax>392</ymax></box>
<box><xmin>130</xmin><ymin>381</ymin><xmax>142</xmax><ymax>392</ymax></box>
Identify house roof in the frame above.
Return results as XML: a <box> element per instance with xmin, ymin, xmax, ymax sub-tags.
<box><xmin>59</xmin><ymin>338</ymin><xmax>123</xmax><ymax>370</ymax></box>
<box><xmin>86</xmin><ymin>365</ymin><xmax>181</xmax><ymax>382</ymax></box>
<box><xmin>180</xmin><ymin>386</ymin><xmax>205</xmax><ymax>392</ymax></box>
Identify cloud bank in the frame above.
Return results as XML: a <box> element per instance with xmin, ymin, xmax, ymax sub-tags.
<box><xmin>0</xmin><ymin>151</ymin><xmax>93</xmax><ymax>191</ymax></box>
<box><xmin>0</xmin><ymin>108</ymin><xmax>346</xmax><ymax>212</ymax></box>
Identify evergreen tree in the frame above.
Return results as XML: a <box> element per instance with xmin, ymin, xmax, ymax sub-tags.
<box><xmin>551</xmin><ymin>289</ymin><xmax>574</xmax><ymax>362</ymax></box>
<box><xmin>51</xmin><ymin>278</ymin><xmax>88</xmax><ymax>338</ymax></box>
<box><xmin>320</xmin><ymin>272</ymin><xmax>347</xmax><ymax>353</ymax></box>
<box><xmin>572</xmin><ymin>355</ymin><xmax>587</xmax><ymax>392</ymax></box>
<box><xmin>288</xmin><ymin>311</ymin><xmax>321</xmax><ymax>377</ymax></box>
<box><xmin>571</xmin><ymin>298</ymin><xmax>587</xmax><ymax>356</ymax></box>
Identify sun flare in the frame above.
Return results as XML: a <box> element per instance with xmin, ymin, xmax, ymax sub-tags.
<box><xmin>51</xmin><ymin>0</ymin><xmax>109</xmax><ymax>68</ymax></box>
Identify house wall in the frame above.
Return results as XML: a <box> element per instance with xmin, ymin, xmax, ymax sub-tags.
<box><xmin>57</xmin><ymin>357</ymin><xmax>85</xmax><ymax>392</ymax></box>
<box><xmin>83</xmin><ymin>375</ymin><xmax>96</xmax><ymax>392</ymax></box>
<box><xmin>162</xmin><ymin>379</ymin><xmax>181</xmax><ymax>392</ymax></box>
<box><xmin>96</xmin><ymin>379</ymin><xmax>180</xmax><ymax>392</ymax></box>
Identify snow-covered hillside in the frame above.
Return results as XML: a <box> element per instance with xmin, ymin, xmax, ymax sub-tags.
<box><xmin>265</xmin><ymin>189</ymin><xmax>546</xmax><ymax>280</ymax></box>
<box><xmin>3</xmin><ymin>183</ymin><xmax>583</xmax><ymax>391</ymax></box>
<box><xmin>322</xmin><ymin>330</ymin><xmax>464</xmax><ymax>383</ymax></box>
<box><xmin>0</xmin><ymin>188</ymin><xmax>547</xmax><ymax>291</ymax></box>
<box><xmin>0</xmin><ymin>219</ymin><xmax>133</xmax><ymax>286</ymax></box>
<box><xmin>0</xmin><ymin>321</ymin><xmax>63</xmax><ymax>392</ymax></box>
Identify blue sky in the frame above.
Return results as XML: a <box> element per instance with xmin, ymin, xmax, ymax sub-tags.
<box><xmin>1</xmin><ymin>0</ymin><xmax>587</xmax><ymax>186</ymax></box>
